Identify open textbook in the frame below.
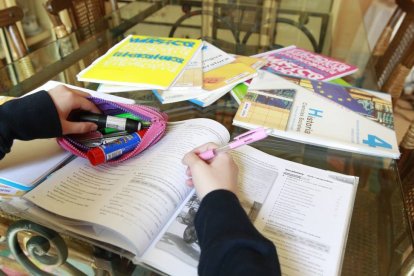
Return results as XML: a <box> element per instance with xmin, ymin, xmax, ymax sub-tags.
<box><xmin>233</xmin><ymin>70</ymin><xmax>400</xmax><ymax>158</ymax></box>
<box><xmin>9</xmin><ymin>119</ymin><xmax>358</xmax><ymax>276</ymax></box>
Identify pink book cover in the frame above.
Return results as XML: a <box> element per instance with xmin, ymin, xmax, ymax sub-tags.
<box><xmin>254</xmin><ymin>46</ymin><xmax>358</xmax><ymax>81</ymax></box>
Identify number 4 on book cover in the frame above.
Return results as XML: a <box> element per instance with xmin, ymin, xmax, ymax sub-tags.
<box><xmin>233</xmin><ymin>70</ymin><xmax>400</xmax><ymax>159</ymax></box>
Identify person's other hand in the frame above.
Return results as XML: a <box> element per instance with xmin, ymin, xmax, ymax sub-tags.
<box><xmin>48</xmin><ymin>85</ymin><xmax>101</xmax><ymax>135</ymax></box>
<box><xmin>182</xmin><ymin>143</ymin><xmax>238</xmax><ymax>199</ymax></box>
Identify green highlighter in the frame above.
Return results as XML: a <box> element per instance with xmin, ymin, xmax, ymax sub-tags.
<box><xmin>101</xmin><ymin>113</ymin><xmax>151</xmax><ymax>134</ymax></box>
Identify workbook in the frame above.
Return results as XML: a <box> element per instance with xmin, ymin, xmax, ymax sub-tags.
<box><xmin>153</xmin><ymin>41</ymin><xmax>236</xmax><ymax>104</ymax></box>
<box><xmin>96</xmin><ymin>43</ymin><xmax>203</xmax><ymax>93</ymax></box>
<box><xmin>77</xmin><ymin>35</ymin><xmax>202</xmax><ymax>90</ymax></box>
<box><xmin>187</xmin><ymin>55</ymin><xmax>265</xmax><ymax>107</ymax></box>
<box><xmin>233</xmin><ymin>70</ymin><xmax>400</xmax><ymax>158</ymax></box>
<box><xmin>254</xmin><ymin>45</ymin><xmax>358</xmax><ymax>81</ymax></box>
<box><xmin>10</xmin><ymin>118</ymin><xmax>358</xmax><ymax>276</ymax></box>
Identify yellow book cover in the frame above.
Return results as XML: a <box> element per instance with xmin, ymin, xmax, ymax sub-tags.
<box><xmin>203</xmin><ymin>55</ymin><xmax>266</xmax><ymax>91</ymax></box>
<box><xmin>77</xmin><ymin>35</ymin><xmax>202</xmax><ymax>90</ymax></box>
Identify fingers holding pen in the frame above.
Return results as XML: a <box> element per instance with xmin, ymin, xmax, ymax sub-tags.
<box><xmin>182</xmin><ymin>142</ymin><xmax>238</xmax><ymax>199</ymax></box>
<box><xmin>47</xmin><ymin>85</ymin><xmax>101</xmax><ymax>135</ymax></box>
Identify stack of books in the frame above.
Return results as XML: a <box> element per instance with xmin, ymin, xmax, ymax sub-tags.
<box><xmin>228</xmin><ymin>46</ymin><xmax>400</xmax><ymax>159</ymax></box>
<box><xmin>77</xmin><ymin>36</ymin><xmax>400</xmax><ymax>159</ymax></box>
<box><xmin>78</xmin><ymin>36</ymin><xmax>265</xmax><ymax>108</ymax></box>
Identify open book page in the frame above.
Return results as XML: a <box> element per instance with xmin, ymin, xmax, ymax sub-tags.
<box><xmin>140</xmin><ymin>145</ymin><xmax>277</xmax><ymax>275</ymax></box>
<box><xmin>141</xmin><ymin>146</ymin><xmax>357</xmax><ymax>276</ymax></box>
<box><xmin>0</xmin><ymin>139</ymin><xmax>72</xmax><ymax>195</ymax></box>
<box><xmin>23</xmin><ymin>118</ymin><xmax>230</xmax><ymax>257</ymax></box>
<box><xmin>254</xmin><ymin>156</ymin><xmax>358</xmax><ymax>275</ymax></box>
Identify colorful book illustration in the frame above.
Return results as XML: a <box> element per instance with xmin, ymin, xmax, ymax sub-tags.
<box><xmin>253</xmin><ymin>45</ymin><xmax>358</xmax><ymax>81</ymax></box>
<box><xmin>97</xmin><ymin>44</ymin><xmax>203</xmax><ymax>93</ymax></box>
<box><xmin>230</xmin><ymin>78</ymin><xmax>350</xmax><ymax>105</ymax></box>
<box><xmin>188</xmin><ymin>55</ymin><xmax>266</xmax><ymax>107</ymax></box>
<box><xmin>230</xmin><ymin>81</ymin><xmax>249</xmax><ymax>104</ymax></box>
<box><xmin>233</xmin><ymin>70</ymin><xmax>399</xmax><ymax>158</ymax></box>
<box><xmin>77</xmin><ymin>35</ymin><xmax>202</xmax><ymax>90</ymax></box>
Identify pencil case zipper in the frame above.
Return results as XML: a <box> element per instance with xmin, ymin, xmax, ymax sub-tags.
<box><xmin>57</xmin><ymin>97</ymin><xmax>168</xmax><ymax>164</ymax></box>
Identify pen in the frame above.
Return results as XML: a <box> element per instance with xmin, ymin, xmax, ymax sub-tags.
<box><xmin>199</xmin><ymin>128</ymin><xmax>272</xmax><ymax>160</ymax></box>
<box><xmin>78</xmin><ymin>113</ymin><xmax>142</xmax><ymax>133</ymax></box>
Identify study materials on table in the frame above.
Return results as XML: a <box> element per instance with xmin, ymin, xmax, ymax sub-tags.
<box><xmin>230</xmin><ymin>77</ymin><xmax>351</xmax><ymax>105</ymax></box>
<box><xmin>59</xmin><ymin>91</ymin><xmax>168</xmax><ymax>166</ymax></box>
<box><xmin>254</xmin><ymin>45</ymin><xmax>358</xmax><ymax>81</ymax></box>
<box><xmin>199</xmin><ymin>127</ymin><xmax>271</xmax><ymax>160</ymax></box>
<box><xmin>230</xmin><ymin>81</ymin><xmax>250</xmax><ymax>104</ymax></box>
<box><xmin>97</xmin><ymin>43</ymin><xmax>203</xmax><ymax>93</ymax></box>
<box><xmin>0</xmin><ymin>80</ymin><xmax>138</xmax><ymax>198</ymax></box>
<box><xmin>0</xmin><ymin>139</ymin><xmax>72</xmax><ymax>198</ymax></box>
<box><xmin>152</xmin><ymin>41</ymin><xmax>239</xmax><ymax>104</ymax></box>
<box><xmin>233</xmin><ymin>70</ymin><xmax>400</xmax><ymax>158</ymax></box>
<box><xmin>77</xmin><ymin>35</ymin><xmax>203</xmax><ymax>90</ymax></box>
<box><xmin>10</xmin><ymin>118</ymin><xmax>358</xmax><ymax>276</ymax></box>
<box><xmin>187</xmin><ymin>55</ymin><xmax>266</xmax><ymax>107</ymax></box>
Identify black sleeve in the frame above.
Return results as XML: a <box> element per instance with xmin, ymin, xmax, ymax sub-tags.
<box><xmin>195</xmin><ymin>189</ymin><xmax>281</xmax><ymax>276</ymax></box>
<box><xmin>0</xmin><ymin>91</ymin><xmax>62</xmax><ymax>160</ymax></box>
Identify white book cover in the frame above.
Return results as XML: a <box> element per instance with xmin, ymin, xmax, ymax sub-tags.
<box><xmin>233</xmin><ymin>70</ymin><xmax>400</xmax><ymax>158</ymax></box>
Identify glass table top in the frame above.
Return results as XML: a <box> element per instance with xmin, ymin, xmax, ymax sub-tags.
<box><xmin>0</xmin><ymin>1</ymin><xmax>411</xmax><ymax>275</ymax></box>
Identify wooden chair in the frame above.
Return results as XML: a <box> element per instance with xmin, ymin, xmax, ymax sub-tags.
<box><xmin>369</xmin><ymin>0</ymin><xmax>414</xmax><ymax>247</ymax></box>
<box><xmin>371</xmin><ymin>0</ymin><xmax>414</xmax><ymax>106</ymax></box>
<box><xmin>43</xmin><ymin>0</ymin><xmax>116</xmax><ymax>85</ymax></box>
<box><xmin>0</xmin><ymin>6</ymin><xmax>35</xmax><ymax>82</ymax></box>
<box><xmin>44</xmin><ymin>0</ymin><xmax>107</xmax><ymax>42</ymax></box>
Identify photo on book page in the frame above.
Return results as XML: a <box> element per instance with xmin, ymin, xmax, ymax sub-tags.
<box><xmin>155</xmin><ymin>193</ymin><xmax>201</xmax><ymax>267</ymax></box>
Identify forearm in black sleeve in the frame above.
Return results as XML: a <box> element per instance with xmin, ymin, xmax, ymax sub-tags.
<box><xmin>195</xmin><ymin>189</ymin><xmax>281</xmax><ymax>276</ymax></box>
<box><xmin>0</xmin><ymin>91</ymin><xmax>62</xmax><ymax>160</ymax></box>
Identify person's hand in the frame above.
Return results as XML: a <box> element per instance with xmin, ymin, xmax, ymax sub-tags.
<box><xmin>182</xmin><ymin>143</ymin><xmax>239</xmax><ymax>200</ymax></box>
<box><xmin>47</xmin><ymin>85</ymin><xmax>101</xmax><ymax>135</ymax></box>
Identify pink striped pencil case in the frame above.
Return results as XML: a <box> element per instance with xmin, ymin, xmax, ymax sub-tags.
<box><xmin>57</xmin><ymin>97</ymin><xmax>168</xmax><ymax>164</ymax></box>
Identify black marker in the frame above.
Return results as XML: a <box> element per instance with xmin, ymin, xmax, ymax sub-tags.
<box><xmin>78</xmin><ymin>113</ymin><xmax>142</xmax><ymax>133</ymax></box>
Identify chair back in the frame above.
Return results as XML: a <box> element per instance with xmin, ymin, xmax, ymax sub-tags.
<box><xmin>44</xmin><ymin>0</ymin><xmax>106</xmax><ymax>41</ymax></box>
<box><xmin>0</xmin><ymin>6</ymin><xmax>27</xmax><ymax>60</ymax></box>
<box><xmin>0</xmin><ymin>6</ymin><xmax>34</xmax><ymax>84</ymax></box>
<box><xmin>372</xmin><ymin>0</ymin><xmax>414</xmax><ymax>105</ymax></box>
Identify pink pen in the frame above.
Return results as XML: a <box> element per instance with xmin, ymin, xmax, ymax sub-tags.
<box><xmin>199</xmin><ymin>128</ymin><xmax>273</xmax><ymax>160</ymax></box>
